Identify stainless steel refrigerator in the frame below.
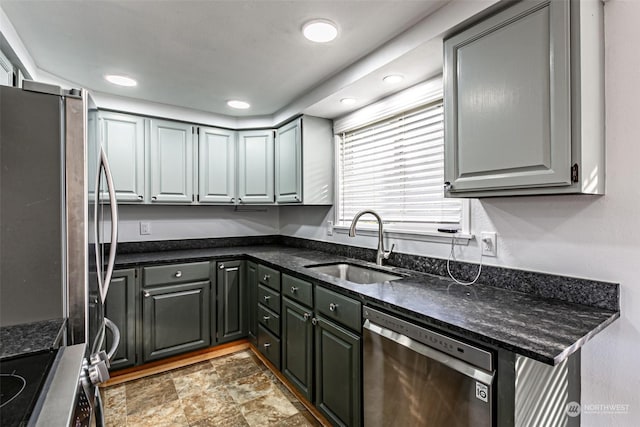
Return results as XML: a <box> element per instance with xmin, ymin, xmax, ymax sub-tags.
<box><xmin>0</xmin><ymin>81</ymin><xmax>120</xmax><ymax>425</ymax></box>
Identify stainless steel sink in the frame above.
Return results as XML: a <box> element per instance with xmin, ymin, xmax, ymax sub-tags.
<box><xmin>305</xmin><ymin>262</ymin><xmax>404</xmax><ymax>284</ymax></box>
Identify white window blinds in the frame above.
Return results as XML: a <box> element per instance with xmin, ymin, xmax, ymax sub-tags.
<box><xmin>337</xmin><ymin>101</ymin><xmax>463</xmax><ymax>229</ymax></box>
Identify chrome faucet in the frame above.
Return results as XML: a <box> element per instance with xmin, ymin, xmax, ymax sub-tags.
<box><xmin>348</xmin><ymin>210</ymin><xmax>394</xmax><ymax>266</ymax></box>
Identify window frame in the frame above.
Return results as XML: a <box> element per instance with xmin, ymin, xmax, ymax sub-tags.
<box><xmin>332</xmin><ymin>79</ymin><xmax>471</xmax><ymax>243</ymax></box>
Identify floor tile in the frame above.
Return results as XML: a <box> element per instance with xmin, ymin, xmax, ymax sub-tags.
<box><xmin>190</xmin><ymin>412</ymin><xmax>250</xmax><ymax>427</ymax></box>
<box><xmin>239</xmin><ymin>391</ymin><xmax>299</xmax><ymax>426</ymax></box>
<box><xmin>211</xmin><ymin>351</ymin><xmax>263</xmax><ymax>381</ymax></box>
<box><xmin>226</xmin><ymin>371</ymin><xmax>280</xmax><ymax>405</ymax></box>
<box><xmin>125</xmin><ymin>373</ymin><xmax>179</xmax><ymax>416</ymax></box>
<box><xmin>126</xmin><ymin>398</ymin><xmax>188</xmax><ymax>427</ymax></box>
<box><xmin>172</xmin><ymin>368</ymin><xmax>220</xmax><ymax>399</ymax></box>
<box><xmin>180</xmin><ymin>385</ymin><xmax>241</xmax><ymax>424</ymax></box>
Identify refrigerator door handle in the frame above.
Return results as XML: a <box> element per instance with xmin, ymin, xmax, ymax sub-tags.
<box><xmin>104</xmin><ymin>317</ymin><xmax>120</xmax><ymax>361</ymax></box>
<box><xmin>94</xmin><ymin>146</ymin><xmax>119</xmax><ymax>303</ymax></box>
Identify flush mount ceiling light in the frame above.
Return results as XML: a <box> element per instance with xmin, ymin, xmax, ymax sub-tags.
<box><xmin>340</xmin><ymin>98</ymin><xmax>356</xmax><ymax>106</ymax></box>
<box><xmin>104</xmin><ymin>74</ymin><xmax>137</xmax><ymax>87</ymax></box>
<box><xmin>302</xmin><ymin>19</ymin><xmax>338</xmax><ymax>43</ymax></box>
<box><xmin>383</xmin><ymin>74</ymin><xmax>404</xmax><ymax>84</ymax></box>
<box><xmin>227</xmin><ymin>100</ymin><xmax>251</xmax><ymax>109</ymax></box>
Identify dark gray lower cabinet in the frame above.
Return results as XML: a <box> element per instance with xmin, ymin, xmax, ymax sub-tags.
<box><xmin>216</xmin><ymin>260</ymin><xmax>247</xmax><ymax>344</ymax></box>
<box><xmin>315</xmin><ymin>316</ymin><xmax>362</xmax><ymax>427</ymax></box>
<box><xmin>247</xmin><ymin>261</ymin><xmax>258</xmax><ymax>346</ymax></box>
<box><xmin>142</xmin><ymin>280</ymin><xmax>211</xmax><ymax>362</ymax></box>
<box><xmin>282</xmin><ymin>297</ymin><xmax>314</xmax><ymax>401</ymax></box>
<box><xmin>105</xmin><ymin>269</ymin><xmax>136</xmax><ymax>370</ymax></box>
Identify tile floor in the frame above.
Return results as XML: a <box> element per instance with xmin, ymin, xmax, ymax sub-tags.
<box><xmin>101</xmin><ymin>350</ymin><xmax>322</xmax><ymax>427</ymax></box>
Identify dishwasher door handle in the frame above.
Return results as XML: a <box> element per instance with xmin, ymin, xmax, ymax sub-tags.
<box><xmin>363</xmin><ymin>319</ymin><xmax>495</xmax><ymax>385</ymax></box>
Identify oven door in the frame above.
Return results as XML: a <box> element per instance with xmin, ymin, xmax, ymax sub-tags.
<box><xmin>363</xmin><ymin>319</ymin><xmax>494</xmax><ymax>427</ymax></box>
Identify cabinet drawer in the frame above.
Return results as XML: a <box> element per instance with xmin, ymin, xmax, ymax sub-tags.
<box><xmin>143</xmin><ymin>261</ymin><xmax>210</xmax><ymax>286</ymax></box>
<box><xmin>257</xmin><ymin>284</ymin><xmax>280</xmax><ymax>314</ymax></box>
<box><xmin>258</xmin><ymin>304</ymin><xmax>280</xmax><ymax>336</ymax></box>
<box><xmin>315</xmin><ymin>286</ymin><xmax>362</xmax><ymax>332</ymax></box>
<box><xmin>282</xmin><ymin>274</ymin><xmax>312</xmax><ymax>307</ymax></box>
<box><xmin>258</xmin><ymin>265</ymin><xmax>281</xmax><ymax>291</ymax></box>
<box><xmin>258</xmin><ymin>325</ymin><xmax>281</xmax><ymax>369</ymax></box>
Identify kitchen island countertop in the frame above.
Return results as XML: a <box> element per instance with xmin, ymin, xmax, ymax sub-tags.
<box><xmin>116</xmin><ymin>245</ymin><xmax>619</xmax><ymax>365</ymax></box>
<box><xmin>0</xmin><ymin>318</ymin><xmax>66</xmax><ymax>359</ymax></box>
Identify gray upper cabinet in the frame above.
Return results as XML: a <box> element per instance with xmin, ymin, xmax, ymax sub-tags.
<box><xmin>149</xmin><ymin>119</ymin><xmax>195</xmax><ymax>203</ymax></box>
<box><xmin>444</xmin><ymin>0</ymin><xmax>604</xmax><ymax>197</ymax></box>
<box><xmin>198</xmin><ymin>127</ymin><xmax>236</xmax><ymax>204</ymax></box>
<box><xmin>237</xmin><ymin>130</ymin><xmax>274</xmax><ymax>204</ymax></box>
<box><xmin>275</xmin><ymin>118</ymin><xmax>302</xmax><ymax>203</ymax></box>
<box><xmin>98</xmin><ymin>112</ymin><xmax>145</xmax><ymax>202</ymax></box>
<box><xmin>275</xmin><ymin>116</ymin><xmax>334</xmax><ymax>205</ymax></box>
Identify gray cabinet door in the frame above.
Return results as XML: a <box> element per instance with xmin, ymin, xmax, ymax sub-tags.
<box><xmin>104</xmin><ymin>269</ymin><xmax>136</xmax><ymax>370</ymax></box>
<box><xmin>275</xmin><ymin>118</ymin><xmax>302</xmax><ymax>203</ymax></box>
<box><xmin>237</xmin><ymin>130</ymin><xmax>274</xmax><ymax>204</ymax></box>
<box><xmin>282</xmin><ymin>297</ymin><xmax>313</xmax><ymax>401</ymax></box>
<box><xmin>149</xmin><ymin>119</ymin><xmax>194</xmax><ymax>203</ymax></box>
<box><xmin>247</xmin><ymin>261</ymin><xmax>258</xmax><ymax>346</ymax></box>
<box><xmin>98</xmin><ymin>112</ymin><xmax>145</xmax><ymax>202</ymax></box>
<box><xmin>198</xmin><ymin>127</ymin><xmax>236</xmax><ymax>204</ymax></box>
<box><xmin>315</xmin><ymin>316</ymin><xmax>361</xmax><ymax>427</ymax></box>
<box><xmin>142</xmin><ymin>280</ymin><xmax>210</xmax><ymax>362</ymax></box>
<box><xmin>216</xmin><ymin>260</ymin><xmax>247</xmax><ymax>344</ymax></box>
<box><xmin>444</xmin><ymin>0</ymin><xmax>571</xmax><ymax>193</ymax></box>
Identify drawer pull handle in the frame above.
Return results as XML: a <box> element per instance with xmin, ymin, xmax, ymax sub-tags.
<box><xmin>303</xmin><ymin>313</ymin><xmax>311</xmax><ymax>321</ymax></box>
<box><xmin>290</xmin><ymin>286</ymin><xmax>298</xmax><ymax>293</ymax></box>
<box><xmin>329</xmin><ymin>303</ymin><xmax>338</xmax><ymax>312</ymax></box>
<box><xmin>151</xmin><ymin>196</ymin><xmax>157</xmax><ymax>201</ymax></box>
<box><xmin>219</xmin><ymin>264</ymin><xmax>225</xmax><ymax>269</ymax></box>
<box><xmin>263</xmin><ymin>343</ymin><xmax>271</xmax><ymax>349</ymax></box>
<box><xmin>143</xmin><ymin>291</ymin><xmax>151</xmax><ymax>298</ymax></box>
<box><xmin>137</xmin><ymin>195</ymin><xmax>143</xmax><ymax>200</ymax></box>
<box><xmin>311</xmin><ymin>318</ymin><xmax>318</xmax><ymax>326</ymax></box>
<box><xmin>263</xmin><ymin>295</ymin><xmax>271</xmax><ymax>301</ymax></box>
<box><xmin>263</xmin><ymin>274</ymin><xmax>270</xmax><ymax>282</ymax></box>
<box><xmin>175</xmin><ymin>271</ymin><xmax>182</xmax><ymax>278</ymax></box>
<box><xmin>263</xmin><ymin>315</ymin><xmax>271</xmax><ymax>321</ymax></box>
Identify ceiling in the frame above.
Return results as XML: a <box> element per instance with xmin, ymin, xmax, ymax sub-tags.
<box><xmin>0</xmin><ymin>0</ymin><xmax>452</xmax><ymax>119</ymax></box>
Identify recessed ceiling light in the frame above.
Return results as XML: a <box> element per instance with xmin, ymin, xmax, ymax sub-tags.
<box><xmin>227</xmin><ymin>100</ymin><xmax>251</xmax><ymax>109</ymax></box>
<box><xmin>104</xmin><ymin>74</ymin><xmax>137</xmax><ymax>87</ymax></box>
<box><xmin>302</xmin><ymin>19</ymin><xmax>338</xmax><ymax>43</ymax></box>
<box><xmin>383</xmin><ymin>74</ymin><xmax>404</xmax><ymax>84</ymax></box>
<box><xmin>340</xmin><ymin>98</ymin><xmax>356</xmax><ymax>106</ymax></box>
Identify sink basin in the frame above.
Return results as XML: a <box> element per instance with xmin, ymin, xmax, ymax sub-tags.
<box><xmin>305</xmin><ymin>262</ymin><xmax>404</xmax><ymax>284</ymax></box>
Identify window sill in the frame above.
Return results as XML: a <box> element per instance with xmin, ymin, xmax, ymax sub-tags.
<box><xmin>332</xmin><ymin>225</ymin><xmax>473</xmax><ymax>245</ymax></box>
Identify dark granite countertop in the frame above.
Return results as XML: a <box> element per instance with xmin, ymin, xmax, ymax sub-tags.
<box><xmin>0</xmin><ymin>318</ymin><xmax>66</xmax><ymax>359</ymax></box>
<box><xmin>116</xmin><ymin>245</ymin><xmax>619</xmax><ymax>366</ymax></box>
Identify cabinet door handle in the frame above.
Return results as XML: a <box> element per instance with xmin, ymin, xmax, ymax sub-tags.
<box><xmin>151</xmin><ymin>196</ymin><xmax>157</xmax><ymax>201</ymax></box>
<box><xmin>230</xmin><ymin>197</ymin><xmax>235</xmax><ymax>203</ymax></box>
<box><xmin>263</xmin><ymin>315</ymin><xmax>270</xmax><ymax>321</ymax></box>
<box><xmin>238</xmin><ymin>197</ymin><xmax>243</xmax><ymax>204</ymax></box>
<box><xmin>311</xmin><ymin>318</ymin><xmax>318</xmax><ymax>326</ymax></box>
<box><xmin>143</xmin><ymin>291</ymin><xmax>151</xmax><ymax>298</ymax></box>
<box><xmin>263</xmin><ymin>274</ymin><xmax>270</xmax><ymax>282</ymax></box>
<box><xmin>263</xmin><ymin>295</ymin><xmax>271</xmax><ymax>301</ymax></box>
<box><xmin>137</xmin><ymin>195</ymin><xmax>143</xmax><ymax>201</ymax></box>
<box><xmin>219</xmin><ymin>264</ymin><xmax>225</xmax><ymax>270</ymax></box>
<box><xmin>444</xmin><ymin>181</ymin><xmax>452</xmax><ymax>191</ymax></box>
<box><xmin>174</xmin><ymin>271</ymin><xmax>182</xmax><ymax>278</ymax></box>
<box><xmin>303</xmin><ymin>312</ymin><xmax>311</xmax><ymax>321</ymax></box>
<box><xmin>263</xmin><ymin>342</ymin><xmax>271</xmax><ymax>349</ymax></box>
<box><xmin>329</xmin><ymin>303</ymin><xmax>338</xmax><ymax>312</ymax></box>
<box><xmin>290</xmin><ymin>286</ymin><xmax>298</xmax><ymax>293</ymax></box>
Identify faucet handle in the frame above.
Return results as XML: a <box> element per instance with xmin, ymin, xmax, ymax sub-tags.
<box><xmin>384</xmin><ymin>244</ymin><xmax>395</xmax><ymax>259</ymax></box>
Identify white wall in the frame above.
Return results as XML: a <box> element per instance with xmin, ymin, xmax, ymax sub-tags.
<box><xmin>280</xmin><ymin>2</ymin><xmax>640</xmax><ymax>425</ymax></box>
<box><xmin>118</xmin><ymin>205</ymin><xmax>279</xmax><ymax>242</ymax></box>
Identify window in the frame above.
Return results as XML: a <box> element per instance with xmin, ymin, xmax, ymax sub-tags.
<box><xmin>335</xmin><ymin>80</ymin><xmax>466</xmax><ymax>236</ymax></box>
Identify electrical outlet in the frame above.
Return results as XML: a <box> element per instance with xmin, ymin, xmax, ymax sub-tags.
<box><xmin>327</xmin><ymin>220</ymin><xmax>334</xmax><ymax>236</ymax></box>
<box><xmin>481</xmin><ymin>232</ymin><xmax>497</xmax><ymax>257</ymax></box>
<box><xmin>140</xmin><ymin>222</ymin><xmax>151</xmax><ymax>235</ymax></box>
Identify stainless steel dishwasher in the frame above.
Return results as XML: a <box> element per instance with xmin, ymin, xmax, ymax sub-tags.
<box><xmin>363</xmin><ymin>307</ymin><xmax>495</xmax><ymax>427</ymax></box>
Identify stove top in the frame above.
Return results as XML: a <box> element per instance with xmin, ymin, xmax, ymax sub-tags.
<box><xmin>0</xmin><ymin>349</ymin><xmax>58</xmax><ymax>427</ymax></box>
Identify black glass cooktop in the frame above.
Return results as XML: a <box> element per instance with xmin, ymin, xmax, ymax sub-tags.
<box><xmin>0</xmin><ymin>350</ymin><xmax>57</xmax><ymax>427</ymax></box>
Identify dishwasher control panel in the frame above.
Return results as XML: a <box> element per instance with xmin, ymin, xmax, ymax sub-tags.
<box><xmin>363</xmin><ymin>306</ymin><xmax>493</xmax><ymax>371</ymax></box>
